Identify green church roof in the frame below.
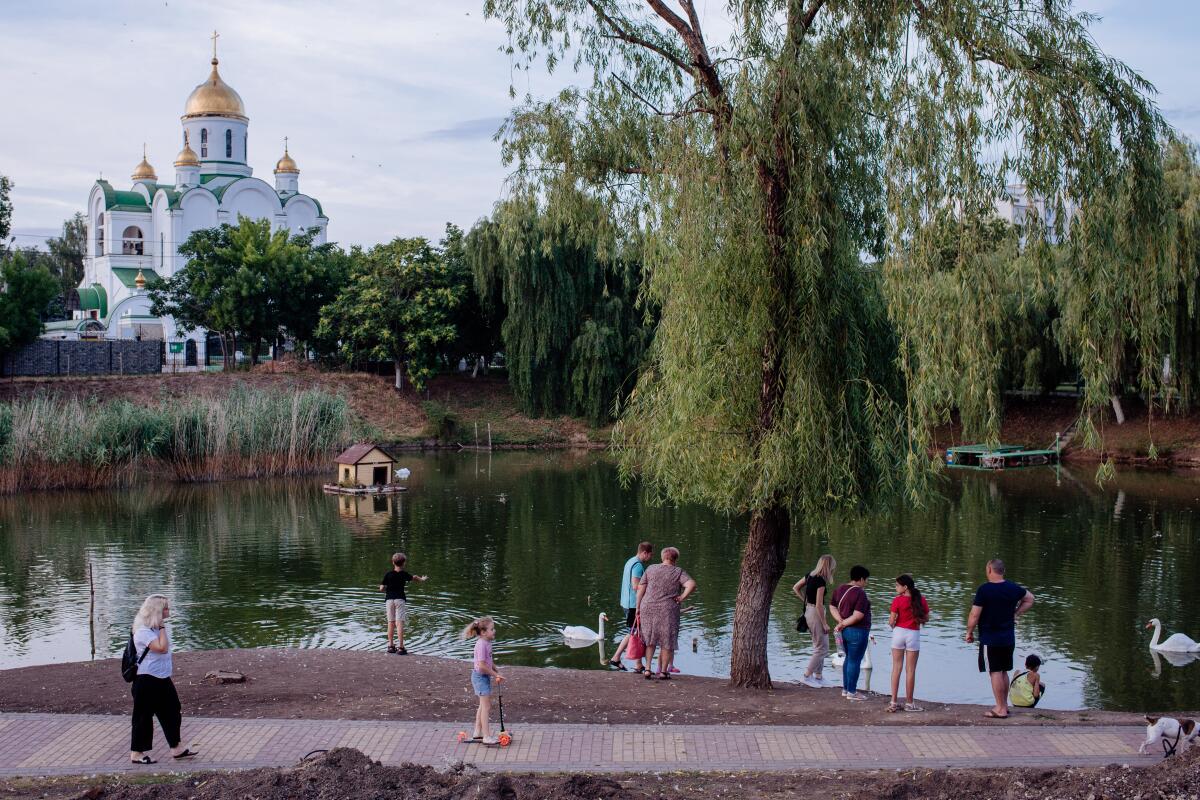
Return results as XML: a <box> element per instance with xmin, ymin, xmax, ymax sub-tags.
<box><xmin>112</xmin><ymin>268</ymin><xmax>161</xmax><ymax>289</ymax></box>
<box><xmin>76</xmin><ymin>283</ymin><xmax>108</xmax><ymax>319</ymax></box>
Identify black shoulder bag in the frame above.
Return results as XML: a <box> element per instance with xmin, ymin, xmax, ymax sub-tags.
<box><xmin>121</xmin><ymin>634</ymin><xmax>152</xmax><ymax>683</ymax></box>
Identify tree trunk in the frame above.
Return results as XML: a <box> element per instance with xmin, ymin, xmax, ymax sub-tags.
<box><xmin>729</xmin><ymin>504</ymin><xmax>791</xmax><ymax>688</ymax></box>
<box><xmin>250</xmin><ymin>341</ymin><xmax>260</xmax><ymax>366</ymax></box>
<box><xmin>1110</xmin><ymin>393</ymin><xmax>1126</xmax><ymax>425</ymax></box>
<box><xmin>223</xmin><ymin>333</ymin><xmax>235</xmax><ymax>373</ymax></box>
<box><xmin>394</xmin><ymin>359</ymin><xmax>404</xmax><ymax>390</ymax></box>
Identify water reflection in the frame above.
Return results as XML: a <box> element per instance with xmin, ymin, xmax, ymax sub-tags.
<box><xmin>0</xmin><ymin>452</ymin><xmax>1197</xmax><ymax>711</ymax></box>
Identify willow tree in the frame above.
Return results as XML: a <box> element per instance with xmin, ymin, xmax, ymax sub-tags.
<box><xmin>485</xmin><ymin>0</ymin><xmax>1166</xmax><ymax>687</ymax></box>
<box><xmin>467</xmin><ymin>193</ymin><xmax>651</xmax><ymax>424</ymax></box>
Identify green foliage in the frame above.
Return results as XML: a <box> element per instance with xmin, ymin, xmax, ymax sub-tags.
<box><xmin>0</xmin><ymin>175</ymin><xmax>11</xmax><ymax>247</ymax></box>
<box><xmin>0</xmin><ymin>388</ymin><xmax>363</xmax><ymax>490</ymax></box>
<box><xmin>0</xmin><ymin>251</ymin><xmax>59</xmax><ymax>353</ymax></box>
<box><xmin>421</xmin><ymin>400</ymin><xmax>459</xmax><ymax>441</ymax></box>
<box><xmin>149</xmin><ymin>216</ymin><xmax>347</xmax><ymax>366</ymax></box>
<box><xmin>485</xmin><ymin>0</ymin><xmax>1168</xmax><ymax>685</ymax></box>
<box><xmin>467</xmin><ymin>193</ymin><xmax>652</xmax><ymax>425</ymax></box>
<box><xmin>46</xmin><ymin>212</ymin><xmax>86</xmax><ymax>306</ymax></box>
<box><xmin>317</xmin><ymin>233</ymin><xmax>464</xmax><ymax>390</ymax></box>
<box><xmin>1162</xmin><ymin>138</ymin><xmax>1200</xmax><ymax>409</ymax></box>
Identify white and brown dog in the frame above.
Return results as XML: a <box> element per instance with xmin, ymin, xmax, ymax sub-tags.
<box><xmin>1139</xmin><ymin>715</ymin><xmax>1199</xmax><ymax>756</ymax></box>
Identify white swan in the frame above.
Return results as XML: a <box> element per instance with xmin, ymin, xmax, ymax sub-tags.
<box><xmin>830</xmin><ymin>634</ymin><xmax>876</xmax><ymax>668</ymax></box>
<box><xmin>562</xmin><ymin>612</ymin><xmax>608</xmax><ymax>642</ymax></box>
<box><xmin>1147</xmin><ymin>618</ymin><xmax>1200</xmax><ymax>652</ymax></box>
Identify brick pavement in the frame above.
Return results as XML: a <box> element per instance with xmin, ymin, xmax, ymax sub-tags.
<box><xmin>0</xmin><ymin>712</ymin><xmax>1157</xmax><ymax>778</ymax></box>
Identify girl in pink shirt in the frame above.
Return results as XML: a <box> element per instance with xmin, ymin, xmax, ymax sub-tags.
<box><xmin>462</xmin><ymin>616</ymin><xmax>504</xmax><ymax>744</ymax></box>
<box><xmin>887</xmin><ymin>574</ymin><xmax>930</xmax><ymax>712</ymax></box>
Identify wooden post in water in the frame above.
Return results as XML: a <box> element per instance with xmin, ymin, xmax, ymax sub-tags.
<box><xmin>475</xmin><ymin>421</ymin><xmax>479</xmax><ymax>447</ymax></box>
<box><xmin>487</xmin><ymin>422</ymin><xmax>492</xmax><ymax>451</ymax></box>
<box><xmin>88</xmin><ymin>561</ymin><xmax>96</xmax><ymax>661</ymax></box>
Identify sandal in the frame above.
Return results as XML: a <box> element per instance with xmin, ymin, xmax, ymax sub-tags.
<box><xmin>131</xmin><ymin>755</ymin><xmax>156</xmax><ymax>765</ymax></box>
<box><xmin>657</xmin><ymin>672</ymin><xmax>670</xmax><ymax>680</ymax></box>
<box><xmin>609</xmin><ymin>661</ymin><xmax>628</xmax><ymax>671</ymax></box>
<box><xmin>886</xmin><ymin>702</ymin><xmax>901</xmax><ymax>713</ymax></box>
<box><xmin>644</xmin><ymin>670</ymin><xmax>654</xmax><ymax>680</ymax></box>
<box><xmin>173</xmin><ymin>748</ymin><xmax>198</xmax><ymax>759</ymax></box>
<box><xmin>983</xmin><ymin>710</ymin><xmax>1009</xmax><ymax>719</ymax></box>
<box><xmin>904</xmin><ymin>703</ymin><xmax>924</xmax><ymax>712</ymax></box>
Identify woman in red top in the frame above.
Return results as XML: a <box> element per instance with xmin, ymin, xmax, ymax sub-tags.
<box><xmin>887</xmin><ymin>574</ymin><xmax>930</xmax><ymax>712</ymax></box>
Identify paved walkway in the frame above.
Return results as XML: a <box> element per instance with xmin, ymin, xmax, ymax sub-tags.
<box><xmin>0</xmin><ymin>712</ymin><xmax>1157</xmax><ymax>777</ymax></box>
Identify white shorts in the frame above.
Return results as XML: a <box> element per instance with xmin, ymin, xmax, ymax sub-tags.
<box><xmin>386</xmin><ymin>599</ymin><xmax>407</xmax><ymax>623</ymax></box>
<box><xmin>891</xmin><ymin>627</ymin><xmax>921</xmax><ymax>652</ymax></box>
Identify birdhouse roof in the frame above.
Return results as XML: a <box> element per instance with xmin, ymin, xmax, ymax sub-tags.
<box><xmin>334</xmin><ymin>443</ymin><xmax>396</xmax><ymax>465</ymax></box>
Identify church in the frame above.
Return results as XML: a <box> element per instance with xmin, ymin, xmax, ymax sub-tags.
<box><xmin>63</xmin><ymin>35</ymin><xmax>328</xmax><ymax>348</ymax></box>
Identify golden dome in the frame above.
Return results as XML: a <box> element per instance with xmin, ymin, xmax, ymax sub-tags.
<box><xmin>274</xmin><ymin>142</ymin><xmax>299</xmax><ymax>175</ymax></box>
<box><xmin>131</xmin><ymin>147</ymin><xmax>157</xmax><ymax>181</ymax></box>
<box><xmin>182</xmin><ymin>57</ymin><xmax>246</xmax><ymax>120</ymax></box>
<box><xmin>174</xmin><ymin>132</ymin><xmax>200</xmax><ymax>167</ymax></box>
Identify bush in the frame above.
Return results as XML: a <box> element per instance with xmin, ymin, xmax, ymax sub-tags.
<box><xmin>422</xmin><ymin>400</ymin><xmax>458</xmax><ymax>441</ymax></box>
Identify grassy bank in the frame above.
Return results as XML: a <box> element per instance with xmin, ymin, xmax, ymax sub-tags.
<box><xmin>0</xmin><ymin>387</ymin><xmax>365</xmax><ymax>493</ymax></box>
<box><xmin>0</xmin><ymin>365</ymin><xmax>611</xmax><ymax>448</ymax></box>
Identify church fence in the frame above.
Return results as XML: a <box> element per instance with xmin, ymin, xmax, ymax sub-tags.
<box><xmin>1</xmin><ymin>339</ymin><xmax>163</xmax><ymax>378</ymax></box>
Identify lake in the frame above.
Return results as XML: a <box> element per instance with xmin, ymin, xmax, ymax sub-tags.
<box><xmin>0</xmin><ymin>451</ymin><xmax>1197</xmax><ymax>711</ymax></box>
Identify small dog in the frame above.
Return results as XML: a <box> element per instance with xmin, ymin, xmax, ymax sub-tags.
<box><xmin>1139</xmin><ymin>715</ymin><xmax>1199</xmax><ymax>756</ymax></box>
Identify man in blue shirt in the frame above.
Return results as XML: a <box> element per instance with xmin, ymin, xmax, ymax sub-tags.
<box><xmin>965</xmin><ymin>558</ymin><xmax>1035</xmax><ymax>719</ymax></box>
<box><xmin>606</xmin><ymin>541</ymin><xmax>653</xmax><ymax>672</ymax></box>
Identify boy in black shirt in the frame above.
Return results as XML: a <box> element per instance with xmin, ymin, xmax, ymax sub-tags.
<box><xmin>379</xmin><ymin>552</ymin><xmax>428</xmax><ymax>654</ymax></box>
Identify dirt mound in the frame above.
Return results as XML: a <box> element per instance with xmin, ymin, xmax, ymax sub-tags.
<box><xmin>97</xmin><ymin>749</ymin><xmax>637</xmax><ymax>800</ymax></box>
<box><xmin>875</xmin><ymin>747</ymin><xmax>1200</xmax><ymax>800</ymax></box>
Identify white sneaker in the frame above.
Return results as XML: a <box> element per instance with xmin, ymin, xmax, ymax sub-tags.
<box><xmin>813</xmin><ymin>676</ymin><xmax>832</xmax><ymax>687</ymax></box>
<box><xmin>801</xmin><ymin>675</ymin><xmax>822</xmax><ymax>688</ymax></box>
<box><xmin>481</xmin><ymin>736</ymin><xmax>499</xmax><ymax>745</ymax></box>
<box><xmin>844</xmin><ymin>692</ymin><xmax>867</xmax><ymax>701</ymax></box>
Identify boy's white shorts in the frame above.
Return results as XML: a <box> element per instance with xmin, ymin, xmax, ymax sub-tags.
<box><xmin>386</xmin><ymin>599</ymin><xmax>408</xmax><ymax>623</ymax></box>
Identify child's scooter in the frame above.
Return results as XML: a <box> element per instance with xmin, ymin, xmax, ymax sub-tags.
<box><xmin>456</xmin><ymin>694</ymin><xmax>512</xmax><ymax>747</ymax></box>
<box><xmin>494</xmin><ymin>694</ymin><xmax>513</xmax><ymax>747</ymax></box>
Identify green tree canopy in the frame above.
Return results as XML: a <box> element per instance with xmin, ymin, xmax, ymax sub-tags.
<box><xmin>467</xmin><ymin>193</ymin><xmax>652</xmax><ymax>425</ymax></box>
<box><xmin>149</xmin><ymin>216</ymin><xmax>346</xmax><ymax>367</ymax></box>
<box><xmin>0</xmin><ymin>175</ymin><xmax>12</xmax><ymax>251</ymax></box>
<box><xmin>317</xmin><ymin>233</ymin><xmax>464</xmax><ymax>391</ymax></box>
<box><xmin>41</xmin><ymin>212</ymin><xmax>87</xmax><ymax>320</ymax></box>
<box><xmin>485</xmin><ymin>0</ymin><xmax>1168</xmax><ymax>687</ymax></box>
<box><xmin>0</xmin><ymin>251</ymin><xmax>59</xmax><ymax>354</ymax></box>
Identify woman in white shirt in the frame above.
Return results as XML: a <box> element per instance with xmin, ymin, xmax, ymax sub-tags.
<box><xmin>129</xmin><ymin>594</ymin><xmax>196</xmax><ymax>764</ymax></box>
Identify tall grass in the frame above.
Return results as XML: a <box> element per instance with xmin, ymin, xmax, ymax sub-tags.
<box><xmin>0</xmin><ymin>387</ymin><xmax>368</xmax><ymax>493</ymax></box>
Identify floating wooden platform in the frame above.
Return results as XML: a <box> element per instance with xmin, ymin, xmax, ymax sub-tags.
<box><xmin>946</xmin><ymin>444</ymin><xmax>1059</xmax><ymax>470</ymax></box>
<box><xmin>322</xmin><ymin>483</ymin><xmax>409</xmax><ymax>496</ymax></box>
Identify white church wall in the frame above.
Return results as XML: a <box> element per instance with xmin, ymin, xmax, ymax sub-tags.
<box><xmin>283</xmin><ymin>196</ymin><xmax>318</xmax><ymax>234</ymax></box>
<box><xmin>183</xmin><ymin>117</ymin><xmax>251</xmax><ymax>177</ymax></box>
<box><xmin>221</xmin><ymin>178</ymin><xmax>282</xmax><ymax>223</ymax></box>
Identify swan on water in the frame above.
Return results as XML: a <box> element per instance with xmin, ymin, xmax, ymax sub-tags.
<box><xmin>563</xmin><ymin>612</ymin><xmax>608</xmax><ymax>642</ymax></box>
<box><xmin>1146</xmin><ymin>618</ymin><xmax>1200</xmax><ymax>652</ymax></box>
<box><xmin>830</xmin><ymin>635</ymin><xmax>877</xmax><ymax>669</ymax></box>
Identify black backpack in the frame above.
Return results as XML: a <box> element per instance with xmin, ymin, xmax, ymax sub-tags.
<box><xmin>121</xmin><ymin>634</ymin><xmax>152</xmax><ymax>682</ymax></box>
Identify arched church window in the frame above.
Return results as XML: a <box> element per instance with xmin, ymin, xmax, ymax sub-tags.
<box><xmin>122</xmin><ymin>225</ymin><xmax>144</xmax><ymax>256</ymax></box>
<box><xmin>225</xmin><ymin>129</ymin><xmax>232</xmax><ymax>158</ymax></box>
<box><xmin>96</xmin><ymin>215</ymin><xmax>105</xmax><ymax>254</ymax></box>
<box><xmin>200</xmin><ymin>128</ymin><xmax>208</xmax><ymax>157</ymax></box>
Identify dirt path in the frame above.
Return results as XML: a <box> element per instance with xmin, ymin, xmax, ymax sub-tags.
<box><xmin>0</xmin><ymin>648</ymin><xmax>1167</xmax><ymax>728</ymax></box>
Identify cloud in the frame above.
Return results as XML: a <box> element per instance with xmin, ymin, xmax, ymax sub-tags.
<box><xmin>408</xmin><ymin>117</ymin><xmax>506</xmax><ymax>144</ymax></box>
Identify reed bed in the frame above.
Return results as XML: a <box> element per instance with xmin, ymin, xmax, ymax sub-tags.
<box><xmin>0</xmin><ymin>387</ymin><xmax>366</xmax><ymax>493</ymax></box>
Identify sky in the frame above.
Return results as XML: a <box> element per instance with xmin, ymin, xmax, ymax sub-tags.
<box><xmin>2</xmin><ymin>0</ymin><xmax>1198</xmax><ymax>250</ymax></box>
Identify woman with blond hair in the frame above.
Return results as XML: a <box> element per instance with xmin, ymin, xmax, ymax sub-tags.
<box><xmin>129</xmin><ymin>594</ymin><xmax>196</xmax><ymax>764</ymax></box>
<box><xmin>792</xmin><ymin>554</ymin><xmax>836</xmax><ymax>688</ymax></box>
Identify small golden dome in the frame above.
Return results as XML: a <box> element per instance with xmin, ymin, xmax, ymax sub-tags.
<box><xmin>131</xmin><ymin>148</ymin><xmax>157</xmax><ymax>181</ymax></box>
<box><xmin>274</xmin><ymin>142</ymin><xmax>299</xmax><ymax>175</ymax></box>
<box><xmin>134</xmin><ymin>269</ymin><xmax>147</xmax><ymax>290</ymax></box>
<box><xmin>182</xmin><ymin>57</ymin><xmax>246</xmax><ymax>120</ymax></box>
<box><xmin>174</xmin><ymin>132</ymin><xmax>200</xmax><ymax>167</ymax></box>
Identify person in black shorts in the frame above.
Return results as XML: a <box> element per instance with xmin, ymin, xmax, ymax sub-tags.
<box><xmin>965</xmin><ymin>558</ymin><xmax>1035</xmax><ymax>719</ymax></box>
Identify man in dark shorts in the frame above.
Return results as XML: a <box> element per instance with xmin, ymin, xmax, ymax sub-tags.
<box><xmin>606</xmin><ymin>541</ymin><xmax>653</xmax><ymax>672</ymax></box>
<box><xmin>965</xmin><ymin>558</ymin><xmax>1035</xmax><ymax>719</ymax></box>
